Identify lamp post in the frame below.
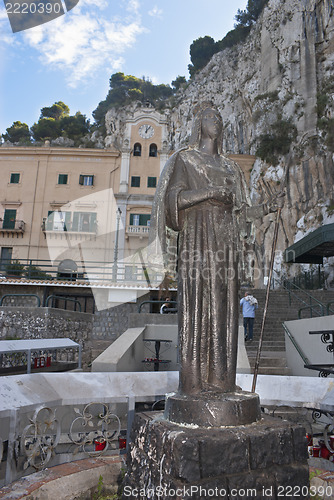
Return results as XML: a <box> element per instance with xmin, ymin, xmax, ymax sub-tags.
<box><xmin>113</xmin><ymin>207</ymin><xmax>122</xmax><ymax>282</ymax></box>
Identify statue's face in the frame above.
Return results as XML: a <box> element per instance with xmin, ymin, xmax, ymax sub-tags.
<box><xmin>201</xmin><ymin>108</ymin><xmax>222</xmax><ymax>139</ymax></box>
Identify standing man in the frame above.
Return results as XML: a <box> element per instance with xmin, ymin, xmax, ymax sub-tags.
<box><xmin>240</xmin><ymin>292</ymin><xmax>258</xmax><ymax>341</ymax></box>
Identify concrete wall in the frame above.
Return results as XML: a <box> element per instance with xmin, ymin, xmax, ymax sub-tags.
<box><xmin>284</xmin><ymin>315</ymin><xmax>334</xmax><ymax>377</ymax></box>
<box><xmin>92</xmin><ymin>322</ymin><xmax>251</xmax><ymax>374</ymax></box>
<box><xmin>91</xmin><ymin>325</ymin><xmax>179</xmax><ymax>373</ymax></box>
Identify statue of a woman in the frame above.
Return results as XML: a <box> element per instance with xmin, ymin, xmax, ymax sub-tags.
<box><xmin>150</xmin><ymin>104</ymin><xmax>277</xmax><ymax>401</ymax></box>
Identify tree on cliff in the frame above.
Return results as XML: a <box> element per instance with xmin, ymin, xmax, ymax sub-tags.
<box><xmin>188</xmin><ymin>36</ymin><xmax>216</xmax><ymax>77</ymax></box>
<box><xmin>235</xmin><ymin>0</ymin><xmax>269</xmax><ymax>27</ymax></box>
<box><xmin>31</xmin><ymin>102</ymin><xmax>89</xmax><ymax>143</ymax></box>
<box><xmin>40</xmin><ymin>101</ymin><xmax>70</xmax><ymax>120</ymax></box>
<box><xmin>188</xmin><ymin>0</ymin><xmax>269</xmax><ymax>77</ymax></box>
<box><xmin>93</xmin><ymin>72</ymin><xmax>174</xmax><ymax>126</ymax></box>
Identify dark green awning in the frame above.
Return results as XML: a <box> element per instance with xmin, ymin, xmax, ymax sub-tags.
<box><xmin>284</xmin><ymin>223</ymin><xmax>334</xmax><ymax>264</ymax></box>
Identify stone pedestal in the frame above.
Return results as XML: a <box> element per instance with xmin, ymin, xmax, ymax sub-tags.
<box><xmin>123</xmin><ymin>412</ymin><xmax>309</xmax><ymax>500</ymax></box>
<box><xmin>165</xmin><ymin>390</ymin><xmax>261</xmax><ymax>427</ymax></box>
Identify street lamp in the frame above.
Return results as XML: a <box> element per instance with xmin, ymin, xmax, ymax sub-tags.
<box><xmin>113</xmin><ymin>207</ymin><xmax>122</xmax><ymax>281</ymax></box>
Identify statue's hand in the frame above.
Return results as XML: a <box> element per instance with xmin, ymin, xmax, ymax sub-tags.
<box><xmin>268</xmin><ymin>191</ymin><xmax>285</xmax><ymax>212</ymax></box>
<box><xmin>208</xmin><ymin>187</ymin><xmax>233</xmax><ymax>205</ymax></box>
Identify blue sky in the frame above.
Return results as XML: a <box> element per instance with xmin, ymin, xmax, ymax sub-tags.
<box><xmin>0</xmin><ymin>0</ymin><xmax>248</xmax><ymax>135</ymax></box>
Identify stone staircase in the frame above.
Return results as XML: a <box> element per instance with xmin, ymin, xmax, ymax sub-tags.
<box><xmin>242</xmin><ymin>288</ymin><xmax>334</xmax><ymax>375</ymax></box>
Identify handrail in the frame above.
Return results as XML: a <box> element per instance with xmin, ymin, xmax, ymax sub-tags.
<box><xmin>326</xmin><ymin>301</ymin><xmax>334</xmax><ymax>315</ymax></box>
<box><xmin>0</xmin><ymin>294</ymin><xmax>41</xmax><ymax>307</ymax></box>
<box><xmin>45</xmin><ymin>295</ymin><xmax>82</xmax><ymax>312</ymax></box>
<box><xmin>138</xmin><ymin>300</ymin><xmax>177</xmax><ymax>313</ymax></box>
<box><xmin>273</xmin><ymin>277</ymin><xmax>326</xmax><ymax>317</ymax></box>
<box><xmin>282</xmin><ymin>323</ymin><xmax>310</xmax><ymax>365</ymax></box>
<box><xmin>298</xmin><ymin>304</ymin><xmax>325</xmax><ymax>319</ymax></box>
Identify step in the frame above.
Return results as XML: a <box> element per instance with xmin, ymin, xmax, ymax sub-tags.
<box><xmin>255</xmin><ymin>366</ymin><xmax>292</xmax><ymax>376</ymax></box>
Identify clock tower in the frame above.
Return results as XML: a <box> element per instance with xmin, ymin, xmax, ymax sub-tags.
<box><xmin>115</xmin><ymin>106</ymin><xmax>169</xmax><ymax>262</ymax></box>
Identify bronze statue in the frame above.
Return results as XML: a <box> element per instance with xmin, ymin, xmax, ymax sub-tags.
<box><xmin>150</xmin><ymin>104</ymin><xmax>281</xmax><ymax>402</ymax></box>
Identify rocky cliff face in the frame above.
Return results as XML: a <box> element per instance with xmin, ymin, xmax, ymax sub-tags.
<box><xmin>105</xmin><ymin>0</ymin><xmax>334</xmax><ymax>287</ymax></box>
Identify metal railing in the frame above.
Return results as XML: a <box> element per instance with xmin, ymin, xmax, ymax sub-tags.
<box><xmin>282</xmin><ymin>323</ymin><xmax>310</xmax><ymax>365</ymax></box>
<box><xmin>45</xmin><ymin>295</ymin><xmax>82</xmax><ymax>312</ymax></box>
<box><xmin>273</xmin><ymin>278</ymin><xmax>327</xmax><ymax>318</ymax></box>
<box><xmin>138</xmin><ymin>300</ymin><xmax>177</xmax><ymax>313</ymax></box>
<box><xmin>0</xmin><ymin>294</ymin><xmax>41</xmax><ymax>307</ymax></box>
<box><xmin>0</xmin><ymin>258</ymin><xmax>164</xmax><ymax>286</ymax></box>
<box><xmin>0</xmin><ymin>371</ymin><xmax>178</xmax><ymax>486</ymax></box>
<box><xmin>326</xmin><ymin>301</ymin><xmax>334</xmax><ymax>315</ymax></box>
<box><xmin>0</xmin><ymin>219</ymin><xmax>25</xmax><ymax>232</ymax></box>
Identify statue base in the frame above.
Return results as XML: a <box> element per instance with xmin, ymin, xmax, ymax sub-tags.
<box><xmin>165</xmin><ymin>390</ymin><xmax>261</xmax><ymax>427</ymax></box>
<box><xmin>123</xmin><ymin>412</ymin><xmax>309</xmax><ymax>500</ymax></box>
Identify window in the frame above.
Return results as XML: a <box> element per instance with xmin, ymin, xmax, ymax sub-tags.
<box><xmin>79</xmin><ymin>175</ymin><xmax>94</xmax><ymax>186</ymax></box>
<box><xmin>10</xmin><ymin>173</ymin><xmax>20</xmax><ymax>184</ymax></box>
<box><xmin>3</xmin><ymin>209</ymin><xmax>16</xmax><ymax>229</ymax></box>
<box><xmin>147</xmin><ymin>177</ymin><xmax>157</xmax><ymax>188</ymax></box>
<box><xmin>0</xmin><ymin>247</ymin><xmax>12</xmax><ymax>271</ymax></box>
<box><xmin>72</xmin><ymin>212</ymin><xmax>97</xmax><ymax>232</ymax></box>
<box><xmin>133</xmin><ymin>143</ymin><xmax>142</xmax><ymax>157</ymax></box>
<box><xmin>131</xmin><ymin>176</ymin><xmax>140</xmax><ymax>188</ymax></box>
<box><xmin>130</xmin><ymin>214</ymin><xmax>151</xmax><ymax>226</ymax></box>
<box><xmin>46</xmin><ymin>211</ymin><xmax>71</xmax><ymax>231</ymax></box>
<box><xmin>58</xmin><ymin>174</ymin><xmax>68</xmax><ymax>185</ymax></box>
<box><xmin>149</xmin><ymin>144</ymin><xmax>158</xmax><ymax>157</ymax></box>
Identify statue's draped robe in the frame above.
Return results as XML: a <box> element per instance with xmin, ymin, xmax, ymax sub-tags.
<box><xmin>162</xmin><ymin>149</ymin><xmax>250</xmax><ymax>395</ymax></box>
<box><xmin>152</xmin><ymin>149</ymin><xmax>249</xmax><ymax>394</ymax></box>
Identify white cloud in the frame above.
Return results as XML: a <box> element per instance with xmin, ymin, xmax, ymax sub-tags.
<box><xmin>6</xmin><ymin>1</ymin><xmax>146</xmax><ymax>87</ymax></box>
<box><xmin>148</xmin><ymin>6</ymin><xmax>163</xmax><ymax>18</ymax></box>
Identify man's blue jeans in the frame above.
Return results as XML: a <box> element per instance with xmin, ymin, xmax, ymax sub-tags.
<box><xmin>243</xmin><ymin>317</ymin><xmax>254</xmax><ymax>340</ymax></box>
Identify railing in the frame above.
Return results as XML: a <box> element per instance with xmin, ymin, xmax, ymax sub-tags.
<box><xmin>138</xmin><ymin>300</ymin><xmax>177</xmax><ymax>313</ymax></box>
<box><xmin>0</xmin><ymin>258</ymin><xmax>164</xmax><ymax>286</ymax></box>
<box><xmin>126</xmin><ymin>225</ymin><xmax>150</xmax><ymax>236</ymax></box>
<box><xmin>0</xmin><ymin>371</ymin><xmax>178</xmax><ymax>486</ymax></box>
<box><xmin>282</xmin><ymin>323</ymin><xmax>310</xmax><ymax>366</ymax></box>
<box><xmin>0</xmin><ymin>220</ymin><xmax>25</xmax><ymax>232</ymax></box>
<box><xmin>273</xmin><ymin>278</ymin><xmax>327</xmax><ymax>318</ymax></box>
<box><xmin>42</xmin><ymin>218</ymin><xmax>97</xmax><ymax>235</ymax></box>
<box><xmin>0</xmin><ymin>294</ymin><xmax>41</xmax><ymax>307</ymax></box>
<box><xmin>45</xmin><ymin>295</ymin><xmax>82</xmax><ymax>312</ymax></box>
<box><xmin>326</xmin><ymin>301</ymin><xmax>334</xmax><ymax>315</ymax></box>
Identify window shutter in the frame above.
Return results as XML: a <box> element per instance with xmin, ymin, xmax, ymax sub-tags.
<box><xmin>46</xmin><ymin>211</ymin><xmax>54</xmax><ymax>230</ymax></box>
<box><xmin>72</xmin><ymin>212</ymin><xmax>79</xmax><ymax>231</ymax></box>
<box><xmin>89</xmin><ymin>212</ymin><xmax>97</xmax><ymax>232</ymax></box>
<box><xmin>64</xmin><ymin>212</ymin><xmax>71</xmax><ymax>231</ymax></box>
<box><xmin>79</xmin><ymin>175</ymin><xmax>84</xmax><ymax>185</ymax></box>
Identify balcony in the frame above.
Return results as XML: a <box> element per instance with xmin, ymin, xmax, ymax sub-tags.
<box><xmin>42</xmin><ymin>218</ymin><xmax>97</xmax><ymax>241</ymax></box>
<box><xmin>126</xmin><ymin>225</ymin><xmax>150</xmax><ymax>238</ymax></box>
<box><xmin>0</xmin><ymin>219</ymin><xmax>25</xmax><ymax>237</ymax></box>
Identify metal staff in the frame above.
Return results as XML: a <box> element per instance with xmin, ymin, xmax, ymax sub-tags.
<box><xmin>251</xmin><ymin>203</ymin><xmax>282</xmax><ymax>393</ymax></box>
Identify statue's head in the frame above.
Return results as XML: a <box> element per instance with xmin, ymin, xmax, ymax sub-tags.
<box><xmin>189</xmin><ymin>102</ymin><xmax>223</xmax><ymax>152</ymax></box>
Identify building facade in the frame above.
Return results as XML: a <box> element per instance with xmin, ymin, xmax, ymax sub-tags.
<box><xmin>0</xmin><ymin>107</ymin><xmax>255</xmax><ymax>305</ymax></box>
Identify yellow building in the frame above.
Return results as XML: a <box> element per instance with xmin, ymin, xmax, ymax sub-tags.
<box><xmin>0</xmin><ymin>107</ymin><xmax>169</xmax><ymax>292</ymax></box>
<box><xmin>0</xmin><ymin>106</ymin><xmax>254</xmax><ymax>299</ymax></box>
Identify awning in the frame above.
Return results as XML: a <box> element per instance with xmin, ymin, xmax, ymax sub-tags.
<box><xmin>284</xmin><ymin>223</ymin><xmax>334</xmax><ymax>264</ymax></box>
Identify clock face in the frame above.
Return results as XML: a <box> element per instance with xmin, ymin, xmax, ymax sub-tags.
<box><xmin>139</xmin><ymin>124</ymin><xmax>155</xmax><ymax>139</ymax></box>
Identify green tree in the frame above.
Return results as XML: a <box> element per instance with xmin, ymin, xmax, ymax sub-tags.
<box><xmin>235</xmin><ymin>0</ymin><xmax>268</xmax><ymax>26</ymax></box>
<box><xmin>40</xmin><ymin>101</ymin><xmax>70</xmax><ymax>120</ymax></box>
<box><xmin>2</xmin><ymin>121</ymin><xmax>31</xmax><ymax>143</ymax></box>
<box><xmin>60</xmin><ymin>112</ymin><xmax>90</xmax><ymax>141</ymax></box>
<box><xmin>188</xmin><ymin>36</ymin><xmax>216</xmax><ymax>77</ymax></box>
<box><xmin>93</xmin><ymin>72</ymin><xmax>173</xmax><ymax>126</ymax></box>
<box><xmin>256</xmin><ymin>118</ymin><xmax>297</xmax><ymax>165</ymax></box>
<box><xmin>31</xmin><ymin>117</ymin><xmax>61</xmax><ymax>141</ymax></box>
<box><xmin>171</xmin><ymin>76</ymin><xmax>187</xmax><ymax>90</ymax></box>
